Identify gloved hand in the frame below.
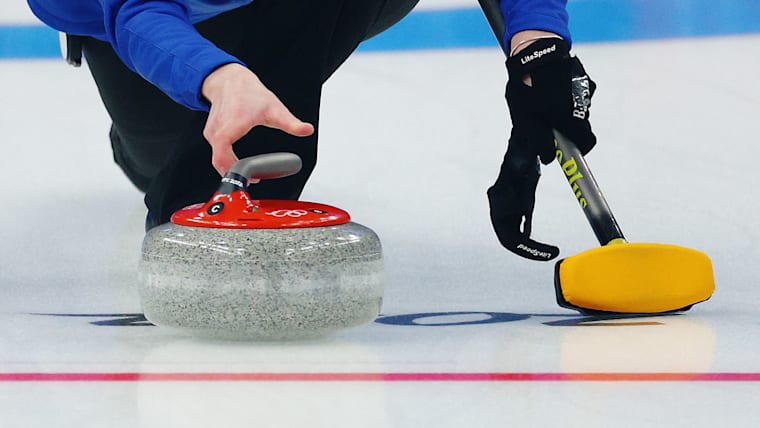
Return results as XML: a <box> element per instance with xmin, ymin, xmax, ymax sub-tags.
<box><xmin>487</xmin><ymin>140</ymin><xmax>559</xmax><ymax>261</ymax></box>
<box><xmin>506</xmin><ymin>37</ymin><xmax>596</xmax><ymax>164</ymax></box>
<box><xmin>488</xmin><ymin>37</ymin><xmax>595</xmax><ymax>261</ymax></box>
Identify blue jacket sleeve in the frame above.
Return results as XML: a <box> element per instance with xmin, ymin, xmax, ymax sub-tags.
<box><xmin>101</xmin><ymin>0</ymin><xmax>244</xmax><ymax>111</ymax></box>
<box><xmin>28</xmin><ymin>0</ymin><xmax>245</xmax><ymax>111</ymax></box>
<box><xmin>500</xmin><ymin>0</ymin><xmax>571</xmax><ymax>49</ymax></box>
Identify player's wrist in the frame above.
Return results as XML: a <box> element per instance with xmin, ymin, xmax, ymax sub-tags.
<box><xmin>509</xmin><ymin>30</ymin><xmax>562</xmax><ymax>57</ymax></box>
<box><xmin>202</xmin><ymin>63</ymin><xmax>248</xmax><ymax>103</ymax></box>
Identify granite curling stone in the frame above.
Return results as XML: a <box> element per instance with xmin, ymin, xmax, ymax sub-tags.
<box><xmin>138</xmin><ymin>153</ymin><xmax>383</xmax><ymax>340</ymax></box>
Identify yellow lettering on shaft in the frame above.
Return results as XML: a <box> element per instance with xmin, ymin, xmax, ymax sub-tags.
<box><xmin>562</xmin><ymin>158</ymin><xmax>578</xmax><ymax>176</ymax></box>
<box><xmin>568</xmin><ymin>172</ymin><xmax>583</xmax><ymax>185</ymax></box>
<box><xmin>556</xmin><ymin>149</ymin><xmax>589</xmax><ymax>210</ymax></box>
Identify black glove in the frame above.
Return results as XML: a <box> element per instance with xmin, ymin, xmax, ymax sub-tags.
<box><xmin>487</xmin><ymin>141</ymin><xmax>559</xmax><ymax>261</ymax></box>
<box><xmin>488</xmin><ymin>37</ymin><xmax>595</xmax><ymax>261</ymax></box>
<box><xmin>505</xmin><ymin>37</ymin><xmax>596</xmax><ymax>164</ymax></box>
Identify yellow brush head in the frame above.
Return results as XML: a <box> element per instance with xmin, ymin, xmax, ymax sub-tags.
<box><xmin>555</xmin><ymin>243</ymin><xmax>715</xmax><ymax>314</ymax></box>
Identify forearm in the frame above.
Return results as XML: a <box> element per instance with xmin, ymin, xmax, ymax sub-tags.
<box><xmin>102</xmin><ymin>0</ymin><xmax>243</xmax><ymax>111</ymax></box>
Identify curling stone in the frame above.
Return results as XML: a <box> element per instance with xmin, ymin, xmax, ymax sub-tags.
<box><xmin>138</xmin><ymin>153</ymin><xmax>383</xmax><ymax>340</ymax></box>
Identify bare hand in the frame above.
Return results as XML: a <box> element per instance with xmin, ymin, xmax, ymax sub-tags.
<box><xmin>201</xmin><ymin>63</ymin><xmax>315</xmax><ymax>176</ymax></box>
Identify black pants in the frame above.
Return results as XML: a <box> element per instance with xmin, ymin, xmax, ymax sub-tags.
<box><xmin>82</xmin><ymin>0</ymin><xmax>417</xmax><ymax>224</ymax></box>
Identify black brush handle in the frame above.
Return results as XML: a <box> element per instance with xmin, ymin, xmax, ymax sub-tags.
<box><xmin>553</xmin><ymin>130</ymin><xmax>625</xmax><ymax>245</ymax></box>
<box><xmin>477</xmin><ymin>0</ymin><xmax>508</xmax><ymax>55</ymax></box>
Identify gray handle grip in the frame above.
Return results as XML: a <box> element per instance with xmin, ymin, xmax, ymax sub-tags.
<box><xmin>228</xmin><ymin>152</ymin><xmax>302</xmax><ymax>181</ymax></box>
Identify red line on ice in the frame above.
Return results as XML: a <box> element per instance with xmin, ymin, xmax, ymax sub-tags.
<box><xmin>1</xmin><ymin>372</ymin><xmax>760</xmax><ymax>382</ymax></box>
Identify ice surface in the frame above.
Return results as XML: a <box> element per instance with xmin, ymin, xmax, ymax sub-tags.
<box><xmin>1</xmin><ymin>34</ymin><xmax>760</xmax><ymax>427</ymax></box>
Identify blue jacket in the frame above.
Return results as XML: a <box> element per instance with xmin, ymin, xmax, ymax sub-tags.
<box><xmin>27</xmin><ymin>0</ymin><xmax>569</xmax><ymax>111</ymax></box>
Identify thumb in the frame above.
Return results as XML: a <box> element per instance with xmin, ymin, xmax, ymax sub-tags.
<box><xmin>264</xmin><ymin>104</ymin><xmax>315</xmax><ymax>137</ymax></box>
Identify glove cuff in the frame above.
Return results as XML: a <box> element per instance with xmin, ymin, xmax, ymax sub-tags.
<box><xmin>506</xmin><ymin>38</ymin><xmax>569</xmax><ymax>79</ymax></box>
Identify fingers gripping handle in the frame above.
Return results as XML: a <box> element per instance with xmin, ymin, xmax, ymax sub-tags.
<box><xmin>553</xmin><ymin>130</ymin><xmax>625</xmax><ymax>246</ymax></box>
<box><xmin>218</xmin><ymin>153</ymin><xmax>303</xmax><ymax>194</ymax></box>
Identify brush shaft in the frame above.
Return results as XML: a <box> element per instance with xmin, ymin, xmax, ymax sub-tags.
<box><xmin>553</xmin><ymin>130</ymin><xmax>625</xmax><ymax>245</ymax></box>
<box><xmin>477</xmin><ymin>0</ymin><xmax>507</xmax><ymax>54</ymax></box>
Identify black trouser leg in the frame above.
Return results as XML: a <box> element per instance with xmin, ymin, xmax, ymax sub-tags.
<box><xmin>82</xmin><ymin>0</ymin><xmax>417</xmax><ymax>225</ymax></box>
